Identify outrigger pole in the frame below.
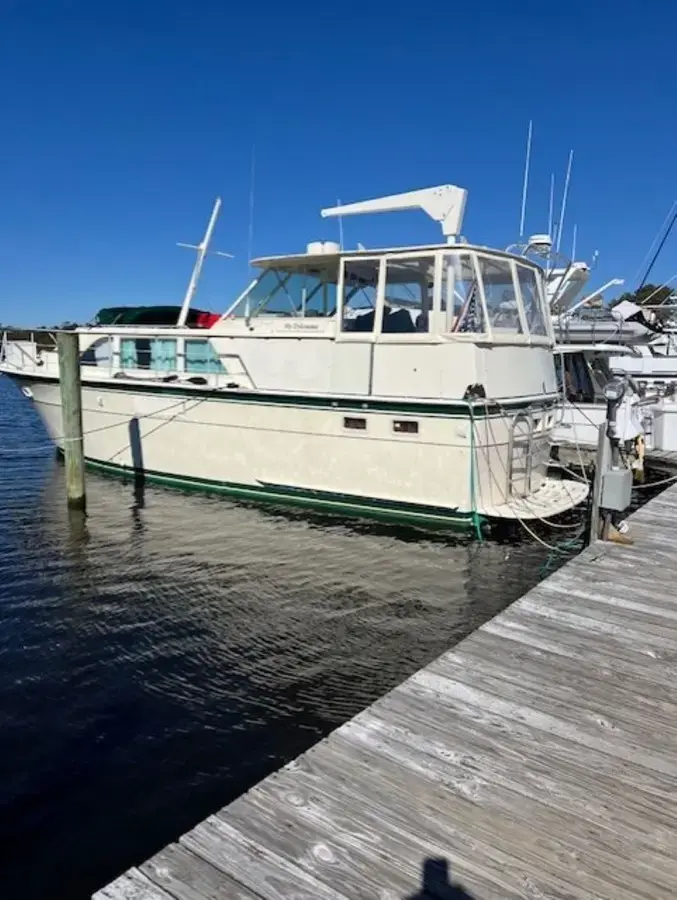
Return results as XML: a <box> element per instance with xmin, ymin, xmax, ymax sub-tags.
<box><xmin>177</xmin><ymin>197</ymin><xmax>234</xmax><ymax>327</ymax></box>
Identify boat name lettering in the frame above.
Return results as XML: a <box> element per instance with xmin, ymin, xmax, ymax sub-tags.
<box><xmin>281</xmin><ymin>322</ymin><xmax>321</xmax><ymax>331</ymax></box>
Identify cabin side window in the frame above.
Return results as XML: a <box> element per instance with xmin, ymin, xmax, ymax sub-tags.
<box><xmin>516</xmin><ymin>264</ymin><xmax>548</xmax><ymax>336</ymax></box>
<box><xmin>80</xmin><ymin>336</ymin><xmax>113</xmax><ymax>367</ymax></box>
<box><xmin>341</xmin><ymin>259</ymin><xmax>380</xmax><ymax>332</ymax></box>
<box><xmin>383</xmin><ymin>257</ymin><xmax>434</xmax><ymax>333</ymax></box>
<box><xmin>441</xmin><ymin>253</ymin><xmax>487</xmax><ymax>334</ymax></box>
<box><xmin>185</xmin><ymin>339</ymin><xmax>225</xmax><ymax>373</ymax></box>
<box><xmin>120</xmin><ymin>338</ymin><xmax>177</xmax><ymax>372</ymax></box>
<box><xmin>477</xmin><ymin>256</ymin><xmax>521</xmax><ymax>335</ymax></box>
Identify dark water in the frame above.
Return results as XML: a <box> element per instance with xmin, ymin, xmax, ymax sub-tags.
<box><xmin>0</xmin><ymin>375</ymin><xmax>579</xmax><ymax>900</ymax></box>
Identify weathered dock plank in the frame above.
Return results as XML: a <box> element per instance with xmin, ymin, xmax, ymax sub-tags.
<box><xmin>140</xmin><ymin>844</ymin><xmax>262</xmax><ymax>900</ymax></box>
<box><xmin>94</xmin><ymin>483</ymin><xmax>677</xmax><ymax>900</ymax></box>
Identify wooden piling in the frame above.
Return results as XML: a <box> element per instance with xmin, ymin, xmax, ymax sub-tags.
<box><xmin>57</xmin><ymin>331</ymin><xmax>86</xmax><ymax>511</ymax></box>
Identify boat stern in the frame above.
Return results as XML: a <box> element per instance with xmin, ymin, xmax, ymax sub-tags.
<box><xmin>480</xmin><ymin>476</ymin><xmax>589</xmax><ymax>520</ymax></box>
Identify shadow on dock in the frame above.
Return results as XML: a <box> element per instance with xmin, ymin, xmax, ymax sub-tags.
<box><xmin>407</xmin><ymin>858</ymin><xmax>476</xmax><ymax>899</ymax></box>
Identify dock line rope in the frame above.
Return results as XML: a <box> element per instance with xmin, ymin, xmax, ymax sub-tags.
<box><xmin>0</xmin><ymin>397</ymin><xmax>202</xmax><ymax>456</ymax></box>
<box><xmin>634</xmin><ymin>471</ymin><xmax>677</xmax><ymax>490</ymax></box>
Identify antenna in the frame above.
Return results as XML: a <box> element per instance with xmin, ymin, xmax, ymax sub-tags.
<box><xmin>176</xmin><ymin>197</ymin><xmax>233</xmax><ymax>327</ymax></box>
<box><xmin>638</xmin><ymin>202</ymin><xmax>677</xmax><ymax>290</ymax></box>
<box><xmin>548</xmin><ymin>173</ymin><xmax>555</xmax><ymax>238</ymax></box>
<box><xmin>336</xmin><ymin>197</ymin><xmax>344</xmax><ymax>250</ymax></box>
<box><xmin>633</xmin><ymin>200</ymin><xmax>677</xmax><ymax>286</ymax></box>
<box><xmin>519</xmin><ymin>120</ymin><xmax>533</xmax><ymax>239</ymax></box>
<box><xmin>247</xmin><ymin>144</ymin><xmax>256</xmax><ymax>266</ymax></box>
<box><xmin>555</xmin><ymin>150</ymin><xmax>574</xmax><ymax>253</ymax></box>
<box><xmin>571</xmin><ymin>223</ymin><xmax>578</xmax><ymax>260</ymax></box>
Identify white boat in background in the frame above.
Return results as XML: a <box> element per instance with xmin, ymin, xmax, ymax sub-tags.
<box><xmin>551</xmin><ymin>343</ymin><xmax>645</xmax><ymax>465</ymax></box>
<box><xmin>0</xmin><ymin>183</ymin><xmax>588</xmax><ymax>532</ymax></box>
<box><xmin>534</xmin><ymin>235</ymin><xmax>677</xmax><ymax>393</ymax></box>
<box><xmin>503</xmin><ymin>126</ymin><xmax>676</xmax><ymax>466</ymax></box>
<box><xmin>503</xmin><ymin>234</ymin><xmax>646</xmax><ymax>467</ymax></box>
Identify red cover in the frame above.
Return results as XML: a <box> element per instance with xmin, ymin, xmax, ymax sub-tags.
<box><xmin>195</xmin><ymin>312</ymin><xmax>221</xmax><ymax>329</ymax></box>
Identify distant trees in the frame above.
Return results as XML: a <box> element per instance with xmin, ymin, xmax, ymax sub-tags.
<box><xmin>610</xmin><ymin>283</ymin><xmax>675</xmax><ymax>308</ymax></box>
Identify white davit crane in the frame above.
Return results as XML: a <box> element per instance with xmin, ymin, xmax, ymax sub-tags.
<box><xmin>321</xmin><ymin>184</ymin><xmax>468</xmax><ymax>244</ymax></box>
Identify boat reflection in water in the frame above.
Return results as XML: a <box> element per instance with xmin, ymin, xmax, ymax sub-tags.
<box><xmin>1</xmin><ymin>373</ymin><xmax>566</xmax><ymax>900</ymax></box>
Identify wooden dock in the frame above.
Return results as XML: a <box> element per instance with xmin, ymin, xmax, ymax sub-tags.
<box><xmin>95</xmin><ymin>484</ymin><xmax>677</xmax><ymax>900</ymax></box>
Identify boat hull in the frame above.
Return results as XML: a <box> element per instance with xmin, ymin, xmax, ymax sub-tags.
<box><xmin>4</xmin><ymin>371</ymin><xmax>586</xmax><ymax>529</ymax></box>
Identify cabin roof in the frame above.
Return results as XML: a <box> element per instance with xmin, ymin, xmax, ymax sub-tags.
<box><xmin>250</xmin><ymin>243</ymin><xmax>543</xmax><ymax>272</ymax></box>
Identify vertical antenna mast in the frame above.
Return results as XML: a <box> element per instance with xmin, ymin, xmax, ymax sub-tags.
<box><xmin>177</xmin><ymin>197</ymin><xmax>233</xmax><ymax>327</ymax></box>
<box><xmin>519</xmin><ymin>120</ymin><xmax>533</xmax><ymax>239</ymax></box>
<box><xmin>247</xmin><ymin>144</ymin><xmax>256</xmax><ymax>266</ymax></box>
<box><xmin>555</xmin><ymin>150</ymin><xmax>574</xmax><ymax>253</ymax></box>
<box><xmin>548</xmin><ymin>173</ymin><xmax>555</xmax><ymax>238</ymax></box>
<box><xmin>638</xmin><ymin>204</ymin><xmax>677</xmax><ymax>289</ymax></box>
<box><xmin>337</xmin><ymin>197</ymin><xmax>344</xmax><ymax>249</ymax></box>
<box><xmin>571</xmin><ymin>223</ymin><xmax>578</xmax><ymax>260</ymax></box>
<box><xmin>633</xmin><ymin>199</ymin><xmax>677</xmax><ymax>286</ymax></box>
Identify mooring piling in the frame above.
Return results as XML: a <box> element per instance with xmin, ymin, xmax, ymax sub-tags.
<box><xmin>57</xmin><ymin>331</ymin><xmax>86</xmax><ymax>511</ymax></box>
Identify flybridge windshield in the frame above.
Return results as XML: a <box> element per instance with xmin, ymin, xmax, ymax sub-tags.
<box><xmin>224</xmin><ymin>249</ymin><xmax>550</xmax><ymax>339</ymax></box>
<box><xmin>230</xmin><ymin>266</ymin><xmax>339</xmax><ymax>318</ymax></box>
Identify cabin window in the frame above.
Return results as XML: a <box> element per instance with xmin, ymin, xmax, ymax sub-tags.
<box><xmin>442</xmin><ymin>254</ymin><xmax>486</xmax><ymax>334</ymax></box>
<box><xmin>121</xmin><ymin>338</ymin><xmax>146</xmax><ymax>369</ymax></box>
<box><xmin>343</xmin><ymin>416</ymin><xmax>367</xmax><ymax>430</ymax></box>
<box><xmin>477</xmin><ymin>256</ymin><xmax>521</xmax><ymax>334</ymax></box>
<box><xmin>228</xmin><ymin>266</ymin><xmax>338</xmax><ymax>319</ymax></box>
<box><xmin>80</xmin><ymin>336</ymin><xmax>113</xmax><ymax>367</ymax></box>
<box><xmin>150</xmin><ymin>339</ymin><xmax>177</xmax><ymax>371</ymax></box>
<box><xmin>588</xmin><ymin>353</ymin><xmax>613</xmax><ymax>397</ymax></box>
<box><xmin>393</xmin><ymin>420</ymin><xmax>419</xmax><ymax>434</ymax></box>
<box><xmin>558</xmin><ymin>352</ymin><xmax>596</xmax><ymax>402</ymax></box>
<box><xmin>120</xmin><ymin>338</ymin><xmax>177</xmax><ymax>372</ymax></box>
<box><xmin>383</xmin><ymin>257</ymin><xmax>434</xmax><ymax>333</ymax></box>
<box><xmin>516</xmin><ymin>264</ymin><xmax>547</xmax><ymax>336</ymax></box>
<box><xmin>185</xmin><ymin>339</ymin><xmax>225</xmax><ymax>373</ymax></box>
<box><xmin>341</xmin><ymin>260</ymin><xmax>380</xmax><ymax>332</ymax></box>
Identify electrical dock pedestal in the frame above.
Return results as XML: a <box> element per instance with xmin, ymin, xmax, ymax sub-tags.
<box><xmin>94</xmin><ymin>479</ymin><xmax>677</xmax><ymax>900</ymax></box>
<box><xmin>589</xmin><ymin>376</ymin><xmax>638</xmax><ymax>544</ymax></box>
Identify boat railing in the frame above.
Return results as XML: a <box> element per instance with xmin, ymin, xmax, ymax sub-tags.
<box><xmin>554</xmin><ymin>316</ymin><xmax>630</xmax><ymax>344</ymax></box>
<box><xmin>0</xmin><ymin>330</ymin><xmax>58</xmax><ymax>374</ymax></box>
<box><xmin>218</xmin><ymin>353</ymin><xmax>257</xmax><ymax>390</ymax></box>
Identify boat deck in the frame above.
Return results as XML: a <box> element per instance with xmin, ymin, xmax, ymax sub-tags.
<box><xmin>94</xmin><ymin>484</ymin><xmax>677</xmax><ymax>900</ymax></box>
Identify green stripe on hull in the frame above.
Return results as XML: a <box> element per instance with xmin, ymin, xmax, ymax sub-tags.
<box><xmin>6</xmin><ymin>371</ymin><xmax>558</xmax><ymax>420</ymax></box>
<box><xmin>79</xmin><ymin>455</ymin><xmax>483</xmax><ymax>532</ymax></box>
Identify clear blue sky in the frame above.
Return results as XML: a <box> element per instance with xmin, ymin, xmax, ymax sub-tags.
<box><xmin>0</xmin><ymin>0</ymin><xmax>674</xmax><ymax>325</ymax></box>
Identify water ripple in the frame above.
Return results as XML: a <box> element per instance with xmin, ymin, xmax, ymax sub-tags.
<box><xmin>0</xmin><ymin>374</ymin><xmax>561</xmax><ymax>900</ymax></box>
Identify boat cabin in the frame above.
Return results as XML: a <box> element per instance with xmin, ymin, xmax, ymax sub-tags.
<box><xmin>215</xmin><ymin>242</ymin><xmax>550</xmax><ymax>342</ymax></box>
<box><xmin>67</xmin><ymin>185</ymin><xmax>559</xmax><ymax>402</ymax></box>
